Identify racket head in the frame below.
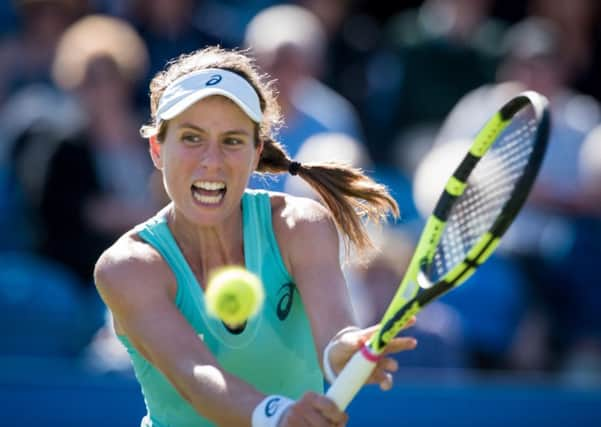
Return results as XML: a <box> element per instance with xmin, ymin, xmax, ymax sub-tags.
<box><xmin>372</xmin><ymin>90</ymin><xmax>550</xmax><ymax>353</ymax></box>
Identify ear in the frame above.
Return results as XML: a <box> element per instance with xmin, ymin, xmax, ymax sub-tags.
<box><xmin>149</xmin><ymin>135</ymin><xmax>163</xmax><ymax>169</ymax></box>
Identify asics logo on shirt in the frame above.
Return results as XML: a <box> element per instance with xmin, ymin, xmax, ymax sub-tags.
<box><xmin>276</xmin><ymin>282</ymin><xmax>295</xmax><ymax>321</ymax></box>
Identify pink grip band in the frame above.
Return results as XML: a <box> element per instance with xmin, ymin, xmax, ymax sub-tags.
<box><xmin>360</xmin><ymin>344</ymin><xmax>380</xmax><ymax>363</ymax></box>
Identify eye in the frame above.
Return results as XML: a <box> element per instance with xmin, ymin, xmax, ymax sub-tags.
<box><xmin>223</xmin><ymin>136</ymin><xmax>245</xmax><ymax>146</ymax></box>
<box><xmin>181</xmin><ymin>133</ymin><xmax>201</xmax><ymax>144</ymax></box>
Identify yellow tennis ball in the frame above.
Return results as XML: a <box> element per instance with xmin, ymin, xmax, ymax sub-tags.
<box><xmin>205</xmin><ymin>266</ymin><xmax>264</xmax><ymax>326</ymax></box>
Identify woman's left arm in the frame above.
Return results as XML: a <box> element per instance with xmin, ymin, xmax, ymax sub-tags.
<box><xmin>274</xmin><ymin>196</ymin><xmax>417</xmax><ymax>391</ymax></box>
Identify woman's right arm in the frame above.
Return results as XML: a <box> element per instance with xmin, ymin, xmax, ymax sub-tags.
<box><xmin>94</xmin><ymin>237</ymin><xmax>266</xmax><ymax>426</ymax></box>
<box><xmin>94</xmin><ymin>237</ymin><xmax>346</xmax><ymax>427</ymax></box>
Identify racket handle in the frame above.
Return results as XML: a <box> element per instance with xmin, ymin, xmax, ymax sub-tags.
<box><xmin>325</xmin><ymin>345</ymin><xmax>379</xmax><ymax>410</ymax></box>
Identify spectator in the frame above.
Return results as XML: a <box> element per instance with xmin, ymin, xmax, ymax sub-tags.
<box><xmin>374</xmin><ymin>0</ymin><xmax>506</xmax><ymax>170</ymax></box>
<box><xmin>25</xmin><ymin>14</ymin><xmax>159</xmax><ymax>284</ymax></box>
<box><xmin>0</xmin><ymin>85</ymin><xmax>86</xmax><ymax>252</ymax></box>
<box><xmin>194</xmin><ymin>0</ymin><xmax>280</xmax><ymax>46</ymax></box>
<box><xmin>127</xmin><ymin>0</ymin><xmax>224</xmax><ymax>113</ymax></box>
<box><xmin>243</xmin><ymin>4</ymin><xmax>364</xmax><ymax>192</ymax></box>
<box><xmin>0</xmin><ymin>0</ymin><xmax>86</xmax><ymax>106</ymax></box>
<box><xmin>298</xmin><ymin>0</ymin><xmax>383</xmax><ymax>140</ymax></box>
<box><xmin>527</xmin><ymin>0</ymin><xmax>601</xmax><ymax>101</ymax></box>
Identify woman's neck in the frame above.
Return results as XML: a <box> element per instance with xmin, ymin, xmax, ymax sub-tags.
<box><xmin>167</xmin><ymin>206</ymin><xmax>245</xmax><ymax>287</ymax></box>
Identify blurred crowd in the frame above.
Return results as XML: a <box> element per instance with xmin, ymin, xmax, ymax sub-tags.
<box><xmin>1</xmin><ymin>0</ymin><xmax>601</xmax><ymax>386</ymax></box>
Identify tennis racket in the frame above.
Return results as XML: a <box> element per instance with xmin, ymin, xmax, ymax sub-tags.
<box><xmin>326</xmin><ymin>90</ymin><xmax>550</xmax><ymax>409</ymax></box>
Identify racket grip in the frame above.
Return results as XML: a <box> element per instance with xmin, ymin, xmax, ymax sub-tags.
<box><xmin>325</xmin><ymin>345</ymin><xmax>378</xmax><ymax>410</ymax></box>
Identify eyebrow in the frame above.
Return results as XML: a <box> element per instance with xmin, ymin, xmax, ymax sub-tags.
<box><xmin>177</xmin><ymin>123</ymin><xmax>252</xmax><ymax>136</ymax></box>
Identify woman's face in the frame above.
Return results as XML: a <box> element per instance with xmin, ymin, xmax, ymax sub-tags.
<box><xmin>151</xmin><ymin>95</ymin><xmax>262</xmax><ymax>225</ymax></box>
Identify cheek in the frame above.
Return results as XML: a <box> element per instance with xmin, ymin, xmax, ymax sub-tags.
<box><xmin>242</xmin><ymin>149</ymin><xmax>261</xmax><ymax>176</ymax></box>
<box><xmin>160</xmin><ymin>152</ymin><xmax>191</xmax><ymax>192</ymax></box>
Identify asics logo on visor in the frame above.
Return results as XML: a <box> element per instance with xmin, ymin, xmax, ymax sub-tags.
<box><xmin>158</xmin><ymin>74</ymin><xmax>221</xmax><ymax>106</ymax></box>
<box><xmin>205</xmin><ymin>74</ymin><xmax>222</xmax><ymax>86</ymax></box>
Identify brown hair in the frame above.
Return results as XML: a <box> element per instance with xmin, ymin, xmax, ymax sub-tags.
<box><xmin>140</xmin><ymin>46</ymin><xmax>399</xmax><ymax>256</ymax></box>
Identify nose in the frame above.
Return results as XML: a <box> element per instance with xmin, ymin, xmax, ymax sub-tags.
<box><xmin>200</xmin><ymin>139</ymin><xmax>224</xmax><ymax>171</ymax></box>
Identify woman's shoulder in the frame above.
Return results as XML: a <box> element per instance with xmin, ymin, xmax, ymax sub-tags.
<box><xmin>269</xmin><ymin>192</ymin><xmax>332</xmax><ymax>231</ymax></box>
<box><xmin>94</xmin><ymin>229</ymin><xmax>171</xmax><ymax>299</ymax></box>
<box><xmin>267</xmin><ymin>193</ymin><xmax>342</xmax><ymax>282</ymax></box>
<box><xmin>268</xmin><ymin>193</ymin><xmax>339</xmax><ymax>263</ymax></box>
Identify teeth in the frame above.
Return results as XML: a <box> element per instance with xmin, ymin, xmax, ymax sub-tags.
<box><xmin>193</xmin><ymin>192</ymin><xmax>224</xmax><ymax>204</ymax></box>
<box><xmin>192</xmin><ymin>181</ymin><xmax>225</xmax><ymax>191</ymax></box>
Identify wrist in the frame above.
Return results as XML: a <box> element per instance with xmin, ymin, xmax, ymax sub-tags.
<box><xmin>252</xmin><ymin>395</ymin><xmax>294</xmax><ymax>427</ymax></box>
<box><xmin>323</xmin><ymin>326</ymin><xmax>362</xmax><ymax>383</ymax></box>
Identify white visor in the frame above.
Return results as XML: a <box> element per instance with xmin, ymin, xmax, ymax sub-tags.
<box><xmin>156</xmin><ymin>68</ymin><xmax>263</xmax><ymax>122</ymax></box>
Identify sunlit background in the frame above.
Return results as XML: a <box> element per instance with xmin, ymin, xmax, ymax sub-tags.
<box><xmin>1</xmin><ymin>0</ymin><xmax>600</xmax><ymax>425</ymax></box>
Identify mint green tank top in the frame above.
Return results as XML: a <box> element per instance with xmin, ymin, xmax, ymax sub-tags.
<box><xmin>117</xmin><ymin>189</ymin><xmax>323</xmax><ymax>427</ymax></box>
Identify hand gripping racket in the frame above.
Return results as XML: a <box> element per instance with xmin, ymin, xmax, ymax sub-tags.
<box><xmin>326</xmin><ymin>90</ymin><xmax>550</xmax><ymax>409</ymax></box>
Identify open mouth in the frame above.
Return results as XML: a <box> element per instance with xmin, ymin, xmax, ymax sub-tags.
<box><xmin>191</xmin><ymin>180</ymin><xmax>226</xmax><ymax>205</ymax></box>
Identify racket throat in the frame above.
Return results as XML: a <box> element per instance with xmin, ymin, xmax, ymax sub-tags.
<box><xmin>417</xmin><ymin>269</ymin><xmax>434</xmax><ymax>289</ymax></box>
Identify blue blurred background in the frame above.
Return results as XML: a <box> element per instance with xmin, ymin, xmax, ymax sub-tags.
<box><xmin>1</xmin><ymin>0</ymin><xmax>600</xmax><ymax>425</ymax></box>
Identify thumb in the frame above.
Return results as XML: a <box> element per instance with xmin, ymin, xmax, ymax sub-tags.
<box><xmin>354</xmin><ymin>316</ymin><xmax>417</xmax><ymax>346</ymax></box>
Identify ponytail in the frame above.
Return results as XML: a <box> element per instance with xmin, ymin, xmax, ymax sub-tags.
<box><xmin>257</xmin><ymin>138</ymin><xmax>400</xmax><ymax>256</ymax></box>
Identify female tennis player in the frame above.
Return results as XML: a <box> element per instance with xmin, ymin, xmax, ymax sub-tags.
<box><xmin>94</xmin><ymin>46</ymin><xmax>417</xmax><ymax>427</ymax></box>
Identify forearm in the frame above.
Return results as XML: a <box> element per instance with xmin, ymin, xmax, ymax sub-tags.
<box><xmin>170</xmin><ymin>361</ymin><xmax>264</xmax><ymax>427</ymax></box>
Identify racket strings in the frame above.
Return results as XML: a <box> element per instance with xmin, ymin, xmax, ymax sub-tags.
<box><xmin>431</xmin><ymin>107</ymin><xmax>538</xmax><ymax>280</ymax></box>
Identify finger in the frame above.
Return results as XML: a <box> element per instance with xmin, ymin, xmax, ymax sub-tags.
<box><xmin>357</xmin><ymin>318</ymin><xmax>417</xmax><ymax>342</ymax></box>
<box><xmin>379</xmin><ymin>372</ymin><xmax>393</xmax><ymax>391</ymax></box>
<box><xmin>366</xmin><ymin>368</ymin><xmax>394</xmax><ymax>391</ymax></box>
<box><xmin>301</xmin><ymin>408</ymin><xmax>329</xmax><ymax>427</ymax></box>
<box><xmin>334</xmin><ymin>327</ymin><xmax>371</xmax><ymax>349</ymax></box>
<box><xmin>381</xmin><ymin>337</ymin><xmax>418</xmax><ymax>355</ymax></box>
<box><xmin>403</xmin><ymin>316</ymin><xmax>417</xmax><ymax>329</ymax></box>
<box><xmin>378</xmin><ymin>357</ymin><xmax>399</xmax><ymax>373</ymax></box>
<box><xmin>311</xmin><ymin>394</ymin><xmax>346</xmax><ymax>424</ymax></box>
<box><xmin>364</xmin><ymin>359</ymin><xmax>397</xmax><ymax>385</ymax></box>
<box><xmin>344</xmin><ymin>324</ymin><xmax>380</xmax><ymax>345</ymax></box>
<box><xmin>361</xmin><ymin>324</ymin><xmax>381</xmax><ymax>336</ymax></box>
<box><xmin>334</xmin><ymin>412</ymin><xmax>349</xmax><ymax>427</ymax></box>
<box><xmin>286</xmin><ymin>400</ymin><xmax>329</xmax><ymax>427</ymax></box>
